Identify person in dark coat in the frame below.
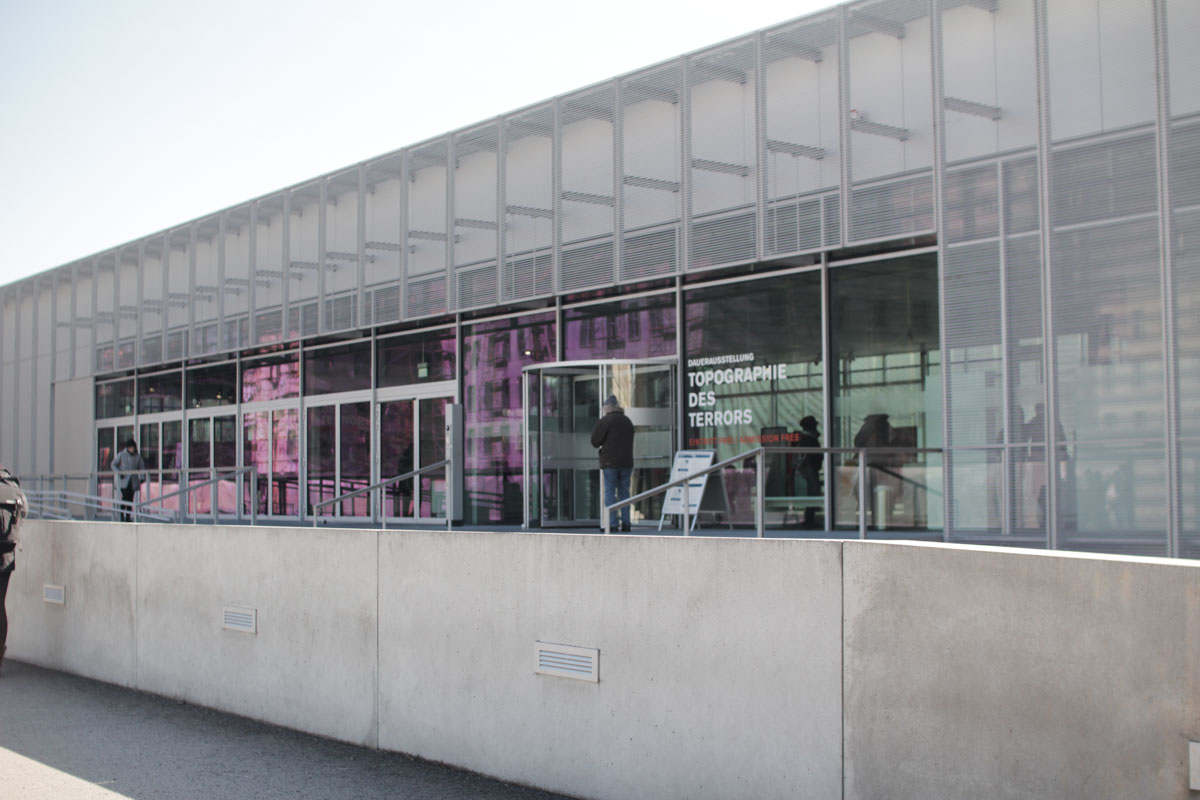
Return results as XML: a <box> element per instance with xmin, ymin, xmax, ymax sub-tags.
<box><xmin>111</xmin><ymin>439</ymin><xmax>147</xmax><ymax>522</ymax></box>
<box><xmin>591</xmin><ymin>395</ymin><xmax>635</xmax><ymax>532</ymax></box>
<box><xmin>0</xmin><ymin>466</ymin><xmax>27</xmax><ymax>676</ymax></box>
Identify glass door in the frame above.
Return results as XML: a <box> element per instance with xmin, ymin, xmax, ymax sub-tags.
<box><xmin>139</xmin><ymin>418</ymin><xmax>183</xmax><ymax>515</ymax></box>
<box><xmin>243</xmin><ymin>407</ymin><xmax>301</xmax><ymax>518</ymax></box>
<box><xmin>187</xmin><ymin>414</ymin><xmax>237</xmax><ymax>517</ymax></box>
<box><xmin>377</xmin><ymin>391</ymin><xmax>453</xmax><ymax>522</ymax></box>
<box><xmin>96</xmin><ymin>421</ymin><xmax>135</xmax><ymax>515</ymax></box>
<box><xmin>307</xmin><ymin>400</ymin><xmax>373</xmax><ymax>522</ymax></box>
<box><xmin>524</xmin><ymin>359</ymin><xmax>676</xmax><ymax>528</ymax></box>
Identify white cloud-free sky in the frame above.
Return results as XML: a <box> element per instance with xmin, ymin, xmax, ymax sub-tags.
<box><xmin>0</xmin><ymin>0</ymin><xmax>836</xmax><ymax>287</ymax></box>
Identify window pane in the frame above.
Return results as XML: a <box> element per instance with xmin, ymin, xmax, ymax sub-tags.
<box><xmin>96</xmin><ymin>379</ymin><xmax>135</xmax><ymax>419</ymax></box>
<box><xmin>308</xmin><ymin>405</ymin><xmax>336</xmax><ymax>517</ymax></box>
<box><xmin>139</xmin><ymin>371</ymin><xmax>182</xmax><ymax>414</ymax></box>
<box><xmin>340</xmin><ymin>402</ymin><xmax>371</xmax><ymax>516</ymax></box>
<box><xmin>685</xmin><ymin>271</ymin><xmax>824</xmax><ymax>527</ymax></box>
<box><xmin>241</xmin><ymin>352</ymin><xmax>300</xmax><ymax>403</ymax></box>
<box><xmin>377</xmin><ymin>329</ymin><xmax>456</xmax><ymax>387</ymax></box>
<box><xmin>187</xmin><ymin>363</ymin><xmax>237</xmax><ymax>408</ymax></box>
<box><xmin>563</xmin><ymin>294</ymin><xmax>676</xmax><ymax>361</ymax></box>
<box><xmin>304</xmin><ymin>342</ymin><xmax>371</xmax><ymax>395</ymax></box>
<box><xmin>273</xmin><ymin>409</ymin><xmax>299</xmax><ymax>515</ymax></box>
<box><xmin>830</xmin><ymin>253</ymin><xmax>942</xmax><ymax>534</ymax></box>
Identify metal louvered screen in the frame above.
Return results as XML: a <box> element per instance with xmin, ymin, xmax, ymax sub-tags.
<box><xmin>322</xmin><ymin>170</ymin><xmax>361</xmax><ymax>334</ymax></box>
<box><xmin>620</xmin><ymin>64</ymin><xmax>683</xmax><ymax>280</ymax></box>
<box><xmin>559</xmin><ymin>85</ymin><xmax>616</xmax><ymax>292</ymax></box>
<box><xmin>687</xmin><ymin>39</ymin><xmax>758</xmax><ymax>271</ymax></box>
<box><xmin>844</xmin><ymin>0</ymin><xmax>934</xmax><ymax>244</ymax></box>
<box><xmin>406</xmin><ymin>139</ymin><xmax>450</xmax><ymax>317</ymax></box>
<box><xmin>503</xmin><ymin>107</ymin><xmax>554</xmax><ymax>301</ymax></box>
<box><xmin>363</xmin><ymin>154</ymin><xmax>404</xmax><ymax>327</ymax></box>
<box><xmin>454</xmin><ymin>124</ymin><xmax>500</xmax><ymax>311</ymax></box>
<box><xmin>406</xmin><ymin>276</ymin><xmax>446</xmax><ymax>319</ymax></box>
<box><xmin>944</xmin><ymin>240</ymin><xmax>1002</xmax><ymax>448</ymax></box>
<box><xmin>763</xmin><ymin>13</ymin><xmax>840</xmax><ymax>258</ymax></box>
<box><xmin>287</xmin><ymin>184</ymin><xmax>321</xmax><ymax>339</ymax></box>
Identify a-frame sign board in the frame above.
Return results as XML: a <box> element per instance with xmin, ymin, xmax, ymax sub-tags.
<box><xmin>658</xmin><ymin>450</ymin><xmax>731</xmax><ymax>531</ymax></box>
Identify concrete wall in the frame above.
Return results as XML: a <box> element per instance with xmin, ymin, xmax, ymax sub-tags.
<box><xmin>7</xmin><ymin>521</ymin><xmax>1200</xmax><ymax>799</ymax></box>
<box><xmin>842</xmin><ymin>541</ymin><xmax>1200</xmax><ymax>799</ymax></box>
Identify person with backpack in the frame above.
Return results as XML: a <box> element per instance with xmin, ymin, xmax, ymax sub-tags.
<box><xmin>0</xmin><ymin>467</ymin><xmax>27</xmax><ymax>676</ymax></box>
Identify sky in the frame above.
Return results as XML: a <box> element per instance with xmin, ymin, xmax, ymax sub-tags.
<box><xmin>0</xmin><ymin>0</ymin><xmax>836</xmax><ymax>288</ymax></box>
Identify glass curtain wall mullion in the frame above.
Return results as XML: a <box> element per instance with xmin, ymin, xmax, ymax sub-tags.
<box><xmin>318</xmin><ymin>179</ymin><xmax>328</xmax><ymax>334</ymax></box>
<box><xmin>1153</xmin><ymin>0</ymin><xmax>1181</xmax><ymax>557</ymax></box>
<box><xmin>218</xmin><ymin>214</ymin><xmax>227</xmax><ymax>355</ymax></box>
<box><xmin>932</xmin><ymin>0</ymin><xmax>949</xmax><ymax>542</ymax></box>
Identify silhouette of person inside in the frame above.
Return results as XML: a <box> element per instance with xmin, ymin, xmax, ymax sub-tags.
<box><xmin>1023</xmin><ymin>402</ymin><xmax>1067</xmax><ymax>529</ymax></box>
<box><xmin>796</xmin><ymin>416</ymin><xmax>822</xmax><ymax>528</ymax></box>
<box><xmin>853</xmin><ymin>413</ymin><xmax>895</xmax><ymax>525</ymax></box>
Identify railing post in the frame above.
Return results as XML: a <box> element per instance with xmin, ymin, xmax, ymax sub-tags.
<box><xmin>250</xmin><ymin>467</ymin><xmax>258</xmax><ymax>528</ymax></box>
<box><xmin>210</xmin><ymin>468</ymin><xmax>218</xmax><ymax>525</ymax></box>
<box><xmin>682</xmin><ymin>480</ymin><xmax>690</xmax><ymax>536</ymax></box>
<box><xmin>858</xmin><ymin>450</ymin><xmax>868</xmax><ymax>540</ymax></box>
<box><xmin>601</xmin><ymin>471</ymin><xmax>609</xmax><ymax>534</ymax></box>
<box><xmin>755</xmin><ymin>449</ymin><xmax>765</xmax><ymax>538</ymax></box>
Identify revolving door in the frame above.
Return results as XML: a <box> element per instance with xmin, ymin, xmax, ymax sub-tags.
<box><xmin>523</xmin><ymin>359</ymin><xmax>676</xmax><ymax>528</ymax></box>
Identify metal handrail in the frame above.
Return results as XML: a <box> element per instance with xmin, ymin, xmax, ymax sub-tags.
<box><xmin>23</xmin><ymin>468</ymin><xmax>259</xmax><ymax>525</ymax></box>
<box><xmin>135</xmin><ymin>466</ymin><xmax>258</xmax><ymax>526</ymax></box>
<box><xmin>602</xmin><ymin>446</ymin><xmax>944</xmax><ymax>539</ymax></box>
<box><xmin>312</xmin><ymin>460</ymin><xmax>451</xmax><ymax>530</ymax></box>
<box><xmin>24</xmin><ymin>488</ymin><xmax>174</xmax><ymax>523</ymax></box>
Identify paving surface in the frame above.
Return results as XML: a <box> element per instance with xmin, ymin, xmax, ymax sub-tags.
<box><xmin>0</xmin><ymin>659</ymin><xmax>573</xmax><ymax>800</ymax></box>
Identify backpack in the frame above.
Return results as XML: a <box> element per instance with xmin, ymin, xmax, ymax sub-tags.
<box><xmin>0</xmin><ymin>468</ymin><xmax>27</xmax><ymax>573</ymax></box>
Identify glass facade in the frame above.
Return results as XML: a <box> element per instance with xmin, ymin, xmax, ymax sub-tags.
<box><xmin>2</xmin><ymin>0</ymin><xmax>1197</xmax><ymax>555</ymax></box>
<box><xmin>378</xmin><ymin>328</ymin><xmax>456</xmax><ymax>387</ymax></box>
<box><xmin>462</xmin><ymin>313</ymin><xmax>555</xmax><ymax>524</ymax></box>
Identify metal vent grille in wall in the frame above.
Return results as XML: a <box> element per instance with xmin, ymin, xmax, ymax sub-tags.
<box><xmin>222</xmin><ymin>605</ymin><xmax>257</xmax><ymax>634</ymax></box>
<box><xmin>534</xmin><ymin>641</ymin><xmax>599</xmax><ymax>682</ymax></box>
<box><xmin>43</xmin><ymin>584</ymin><xmax>65</xmax><ymax>605</ymax></box>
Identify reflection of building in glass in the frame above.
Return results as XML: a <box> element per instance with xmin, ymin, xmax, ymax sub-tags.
<box><xmin>4</xmin><ymin>0</ymin><xmax>1200</xmax><ymax>557</ymax></box>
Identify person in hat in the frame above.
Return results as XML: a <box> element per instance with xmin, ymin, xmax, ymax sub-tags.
<box><xmin>111</xmin><ymin>439</ymin><xmax>147</xmax><ymax>522</ymax></box>
<box><xmin>591</xmin><ymin>395</ymin><xmax>635</xmax><ymax>532</ymax></box>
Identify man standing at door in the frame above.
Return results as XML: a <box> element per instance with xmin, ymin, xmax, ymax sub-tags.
<box><xmin>591</xmin><ymin>395</ymin><xmax>635</xmax><ymax>532</ymax></box>
<box><xmin>112</xmin><ymin>439</ymin><xmax>146</xmax><ymax>522</ymax></box>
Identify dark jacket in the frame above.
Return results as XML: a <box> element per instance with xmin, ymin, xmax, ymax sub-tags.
<box><xmin>591</xmin><ymin>409</ymin><xmax>635</xmax><ymax>469</ymax></box>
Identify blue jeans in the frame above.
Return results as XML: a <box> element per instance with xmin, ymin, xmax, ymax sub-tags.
<box><xmin>603</xmin><ymin>467</ymin><xmax>632</xmax><ymax>529</ymax></box>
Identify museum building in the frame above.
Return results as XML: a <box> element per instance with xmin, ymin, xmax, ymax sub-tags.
<box><xmin>3</xmin><ymin>0</ymin><xmax>1198</xmax><ymax>557</ymax></box>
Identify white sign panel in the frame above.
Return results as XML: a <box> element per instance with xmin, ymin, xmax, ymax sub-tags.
<box><xmin>661</xmin><ymin>450</ymin><xmax>716</xmax><ymax>516</ymax></box>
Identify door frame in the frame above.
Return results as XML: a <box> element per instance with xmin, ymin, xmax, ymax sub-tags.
<box><xmin>521</xmin><ymin>357</ymin><xmax>677</xmax><ymax>529</ymax></box>
<box><xmin>375</xmin><ymin>380</ymin><xmax>457</xmax><ymax>523</ymax></box>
